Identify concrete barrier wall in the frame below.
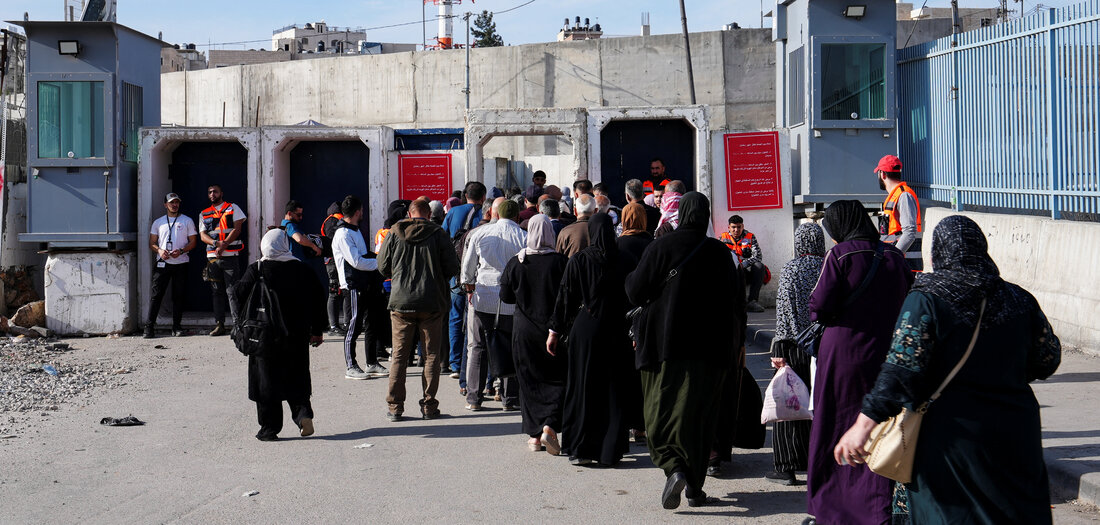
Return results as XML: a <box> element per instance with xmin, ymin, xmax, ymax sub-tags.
<box><xmin>924</xmin><ymin>207</ymin><xmax>1100</xmax><ymax>353</ymax></box>
<box><xmin>161</xmin><ymin>30</ymin><xmax>775</xmax><ymax>136</ymax></box>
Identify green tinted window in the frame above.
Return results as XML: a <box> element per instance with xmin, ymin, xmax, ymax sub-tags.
<box><xmin>820</xmin><ymin>44</ymin><xmax>886</xmax><ymax>120</ymax></box>
<box><xmin>37</xmin><ymin>81</ymin><xmax>105</xmax><ymax>158</ymax></box>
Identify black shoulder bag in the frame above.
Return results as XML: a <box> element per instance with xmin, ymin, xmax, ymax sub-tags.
<box><xmin>626</xmin><ymin>238</ymin><xmax>708</xmax><ymax>340</ymax></box>
<box><xmin>795</xmin><ymin>242</ymin><xmax>885</xmax><ymax>357</ymax></box>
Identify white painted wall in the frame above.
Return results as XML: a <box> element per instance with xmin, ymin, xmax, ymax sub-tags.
<box><xmin>709</xmin><ymin>130</ymin><xmax>795</xmax><ymax>306</ymax></box>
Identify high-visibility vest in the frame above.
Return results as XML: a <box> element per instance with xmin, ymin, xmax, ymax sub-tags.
<box><xmin>720</xmin><ymin>231</ymin><xmax>754</xmax><ymax>258</ymax></box>
<box><xmin>321</xmin><ymin>213</ymin><xmax>344</xmax><ymax>237</ymax></box>
<box><xmin>200</xmin><ymin>202</ymin><xmax>243</xmax><ymax>257</ymax></box>
<box><xmin>374</xmin><ymin>228</ymin><xmax>389</xmax><ymax>252</ymax></box>
<box><xmin>882</xmin><ymin>182</ymin><xmax>922</xmax><ymax>236</ymax></box>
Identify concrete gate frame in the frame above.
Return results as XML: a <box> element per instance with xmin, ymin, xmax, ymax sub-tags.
<box><xmin>464</xmin><ymin>109</ymin><xmax>589</xmax><ymax>189</ymax></box>
<box><xmin>585</xmin><ymin>106</ymin><xmax>712</xmax><ymax>200</ymax></box>
<box><xmin>137</xmin><ymin>128</ymin><xmax>262</xmax><ymax>325</ymax></box>
<box><xmin>260</xmin><ymin>127</ymin><xmax>389</xmax><ymax>241</ymax></box>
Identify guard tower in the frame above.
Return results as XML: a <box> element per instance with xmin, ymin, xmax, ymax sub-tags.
<box><xmin>774</xmin><ymin>1</ymin><xmax>898</xmax><ymax>211</ymax></box>
<box><xmin>13</xmin><ymin>20</ymin><xmax>163</xmax><ymax>334</ymax></box>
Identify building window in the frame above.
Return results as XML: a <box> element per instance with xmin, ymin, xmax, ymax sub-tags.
<box><xmin>789</xmin><ymin>47</ymin><xmax>805</xmax><ymax>126</ymax></box>
<box><xmin>37</xmin><ymin>81</ymin><xmax>105</xmax><ymax>159</ymax></box>
<box><xmin>121</xmin><ymin>83</ymin><xmax>142</xmax><ymax>163</ymax></box>
<box><xmin>819</xmin><ymin>44</ymin><xmax>885</xmax><ymax>120</ymax></box>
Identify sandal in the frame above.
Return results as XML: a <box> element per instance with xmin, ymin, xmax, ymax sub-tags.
<box><xmin>527</xmin><ymin>437</ymin><xmax>544</xmax><ymax>452</ymax></box>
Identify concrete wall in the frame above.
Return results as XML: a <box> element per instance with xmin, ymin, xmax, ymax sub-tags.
<box><xmin>923</xmin><ymin>208</ymin><xmax>1100</xmax><ymax>354</ymax></box>
<box><xmin>161</xmin><ymin>29</ymin><xmax>776</xmax><ymax>138</ymax></box>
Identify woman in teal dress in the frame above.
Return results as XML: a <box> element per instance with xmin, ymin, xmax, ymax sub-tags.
<box><xmin>835</xmin><ymin>215</ymin><xmax>1062</xmax><ymax>525</ymax></box>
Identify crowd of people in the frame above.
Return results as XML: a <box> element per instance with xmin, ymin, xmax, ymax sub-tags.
<box><xmin>146</xmin><ymin>155</ymin><xmax>1064</xmax><ymax>523</ymax></box>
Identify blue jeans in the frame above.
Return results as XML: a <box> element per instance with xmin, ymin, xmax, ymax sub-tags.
<box><xmin>448</xmin><ymin>291</ymin><xmax>466</xmax><ymax>375</ymax></box>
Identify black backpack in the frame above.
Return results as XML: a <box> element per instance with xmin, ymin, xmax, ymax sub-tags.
<box><xmin>231</xmin><ymin>261</ymin><xmax>288</xmax><ymax>356</ymax></box>
<box><xmin>452</xmin><ymin>204</ymin><xmax>481</xmax><ymax>261</ymax></box>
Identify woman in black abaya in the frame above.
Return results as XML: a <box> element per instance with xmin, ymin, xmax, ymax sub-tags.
<box><xmin>547</xmin><ymin>213</ymin><xmax>637</xmax><ymax>466</ymax></box>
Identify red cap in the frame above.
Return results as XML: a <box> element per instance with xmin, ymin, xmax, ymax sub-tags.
<box><xmin>875</xmin><ymin>155</ymin><xmax>902</xmax><ymax>173</ymax></box>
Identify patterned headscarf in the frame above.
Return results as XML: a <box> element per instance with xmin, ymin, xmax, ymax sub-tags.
<box><xmin>518</xmin><ymin>214</ymin><xmax>556</xmax><ymax>263</ymax></box>
<box><xmin>657</xmin><ymin>191</ymin><xmax>682</xmax><ymax>229</ymax></box>
<box><xmin>912</xmin><ymin>215</ymin><xmax>1030</xmax><ymax>326</ymax></box>
<box><xmin>620</xmin><ymin>203</ymin><xmax>647</xmax><ymax>237</ymax></box>
<box><xmin>774</xmin><ymin>223</ymin><xmax>826</xmax><ymax>341</ymax></box>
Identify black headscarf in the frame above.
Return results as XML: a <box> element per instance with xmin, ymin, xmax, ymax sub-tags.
<box><xmin>823</xmin><ymin>200</ymin><xmax>879</xmax><ymax>243</ymax></box>
<box><xmin>384</xmin><ymin>200</ymin><xmax>411</xmax><ymax>229</ymax></box>
<box><xmin>912</xmin><ymin>215</ymin><xmax>1030</xmax><ymax>326</ymax></box>
<box><xmin>676</xmin><ymin>191</ymin><xmax>711</xmax><ymax>231</ymax></box>
<box><xmin>587</xmin><ymin>213</ymin><xmax>618</xmax><ymax>266</ymax></box>
<box><xmin>326</xmin><ymin>201</ymin><xmax>341</xmax><ymax>216</ymax></box>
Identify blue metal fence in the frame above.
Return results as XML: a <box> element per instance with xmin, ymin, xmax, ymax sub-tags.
<box><xmin>897</xmin><ymin>2</ymin><xmax>1100</xmax><ymax>219</ymax></box>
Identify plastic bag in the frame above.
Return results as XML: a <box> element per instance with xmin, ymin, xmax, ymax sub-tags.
<box><xmin>761</xmin><ymin>366</ymin><xmax>813</xmax><ymax>424</ymax></box>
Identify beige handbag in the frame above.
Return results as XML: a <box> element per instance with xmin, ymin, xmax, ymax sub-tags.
<box><xmin>864</xmin><ymin>298</ymin><xmax>986</xmax><ymax>483</ymax></box>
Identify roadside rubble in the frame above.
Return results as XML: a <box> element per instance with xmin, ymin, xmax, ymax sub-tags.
<box><xmin>0</xmin><ymin>336</ymin><xmax>124</xmax><ymax>437</ymax></box>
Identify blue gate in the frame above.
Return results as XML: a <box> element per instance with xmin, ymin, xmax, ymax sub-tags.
<box><xmin>897</xmin><ymin>2</ymin><xmax>1100</xmax><ymax>219</ymax></box>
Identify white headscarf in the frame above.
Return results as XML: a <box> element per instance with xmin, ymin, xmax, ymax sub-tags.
<box><xmin>261</xmin><ymin>228</ymin><xmax>298</xmax><ymax>262</ymax></box>
<box><xmin>517</xmin><ymin>214</ymin><xmax>557</xmax><ymax>263</ymax></box>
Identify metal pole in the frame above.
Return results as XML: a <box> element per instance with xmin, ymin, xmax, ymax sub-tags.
<box><xmin>678</xmin><ymin>0</ymin><xmax>697</xmax><ymax>104</ymax></box>
<box><xmin>951</xmin><ymin>0</ymin><xmax>960</xmax><ymax>45</ymax></box>
<box><xmin>422</xmin><ymin>1</ymin><xmax>426</xmax><ymax>50</ymax></box>
<box><xmin>464</xmin><ymin>12</ymin><xmax>471</xmax><ymax>110</ymax></box>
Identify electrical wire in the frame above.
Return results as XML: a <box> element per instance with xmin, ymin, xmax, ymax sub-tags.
<box><xmin>194</xmin><ymin>0</ymin><xmax>538</xmax><ymax>49</ymax></box>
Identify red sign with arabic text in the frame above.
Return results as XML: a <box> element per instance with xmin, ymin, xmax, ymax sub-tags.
<box><xmin>398</xmin><ymin>154</ymin><xmax>452</xmax><ymax>203</ymax></box>
<box><xmin>724</xmin><ymin>132</ymin><xmax>782</xmax><ymax>211</ymax></box>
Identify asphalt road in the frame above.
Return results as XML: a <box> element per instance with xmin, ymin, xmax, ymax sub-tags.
<box><xmin>0</xmin><ymin>316</ymin><xmax>1097</xmax><ymax>524</ymax></box>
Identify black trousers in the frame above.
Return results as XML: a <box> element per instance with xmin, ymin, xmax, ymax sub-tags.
<box><xmin>148</xmin><ymin>262</ymin><xmax>188</xmax><ymax>327</ymax></box>
<box><xmin>206</xmin><ymin>257</ymin><xmax>241</xmax><ymax>324</ymax></box>
<box><xmin>256</xmin><ymin>398</ymin><xmax>313</xmax><ymax>438</ymax></box>
<box><xmin>745</xmin><ymin>261</ymin><xmax>766</xmax><ymax>302</ymax></box>
<box><xmin>325</xmin><ymin>261</ymin><xmax>351</xmax><ymax>328</ymax></box>
<box><xmin>343</xmin><ymin>287</ymin><xmax>388</xmax><ymax>368</ymax></box>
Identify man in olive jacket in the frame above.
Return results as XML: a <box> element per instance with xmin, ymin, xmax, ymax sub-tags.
<box><xmin>378</xmin><ymin>198</ymin><xmax>461</xmax><ymax>420</ymax></box>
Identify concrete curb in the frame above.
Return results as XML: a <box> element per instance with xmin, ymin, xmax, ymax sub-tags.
<box><xmin>1046</xmin><ymin>449</ymin><xmax>1100</xmax><ymax>506</ymax></box>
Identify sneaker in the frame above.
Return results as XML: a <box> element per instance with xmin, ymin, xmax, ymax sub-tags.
<box><xmin>143</xmin><ymin>325</ymin><xmax>155</xmax><ymax>339</ymax></box>
<box><xmin>171</xmin><ymin>327</ymin><xmax>185</xmax><ymax>337</ymax></box>
<box><xmin>364</xmin><ymin>363</ymin><xmax>389</xmax><ymax>377</ymax></box>
<box><xmin>746</xmin><ymin>300</ymin><xmax>766</xmax><ymax>313</ymax></box>
<box><xmin>422</xmin><ymin>410</ymin><xmax>441</xmax><ymax>420</ymax></box>
<box><xmin>345</xmin><ymin>366</ymin><xmax>370</xmax><ymax>380</ymax></box>
<box><xmin>298</xmin><ymin>418</ymin><xmax>314</xmax><ymax>437</ymax></box>
<box><xmin>464</xmin><ymin>403</ymin><xmax>482</xmax><ymax>411</ymax></box>
<box><xmin>209</xmin><ymin>322</ymin><xmax>226</xmax><ymax>336</ymax></box>
<box><xmin>449</xmin><ymin>371</ymin><xmax>460</xmax><ymax>379</ymax></box>
<box><xmin>386</xmin><ymin>411</ymin><xmax>403</xmax><ymax>422</ymax></box>
<box><xmin>502</xmin><ymin>404</ymin><xmax>519</xmax><ymax>411</ymax></box>
<box><xmin>327</xmin><ymin>325</ymin><xmax>345</xmax><ymax>336</ymax></box>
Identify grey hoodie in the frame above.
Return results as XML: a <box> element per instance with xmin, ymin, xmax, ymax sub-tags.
<box><xmin>378</xmin><ymin>218</ymin><xmax>460</xmax><ymax>313</ymax></box>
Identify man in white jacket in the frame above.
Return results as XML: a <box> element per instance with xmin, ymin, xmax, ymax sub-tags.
<box><xmin>332</xmin><ymin>195</ymin><xmax>386</xmax><ymax>380</ymax></box>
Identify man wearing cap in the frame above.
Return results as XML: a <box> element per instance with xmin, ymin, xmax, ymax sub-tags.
<box><xmin>145</xmin><ymin>193</ymin><xmax>198</xmax><ymax>338</ymax></box>
<box><xmin>875</xmin><ymin>154</ymin><xmax>923</xmax><ymax>271</ymax></box>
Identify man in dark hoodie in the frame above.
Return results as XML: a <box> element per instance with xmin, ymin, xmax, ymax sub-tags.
<box><xmin>378</xmin><ymin>198</ymin><xmax>461</xmax><ymax>421</ymax></box>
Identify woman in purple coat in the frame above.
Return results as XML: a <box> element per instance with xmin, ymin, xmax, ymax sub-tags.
<box><xmin>804</xmin><ymin>200</ymin><xmax>913</xmax><ymax>525</ymax></box>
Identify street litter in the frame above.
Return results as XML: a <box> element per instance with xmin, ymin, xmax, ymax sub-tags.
<box><xmin>111</xmin><ymin>368</ymin><xmax>132</xmax><ymax>375</ymax></box>
<box><xmin>42</xmin><ymin>365</ymin><xmax>59</xmax><ymax>376</ymax></box>
<box><xmin>353</xmin><ymin>443</ymin><xmax>374</xmax><ymax>449</ymax></box>
<box><xmin>243</xmin><ymin>491</ymin><xmax>259</xmax><ymax>497</ymax></box>
<box><xmin>99</xmin><ymin>415</ymin><xmax>145</xmax><ymax>426</ymax></box>
<box><xmin>153</xmin><ymin>345</ymin><xmax>166</xmax><ymax>349</ymax></box>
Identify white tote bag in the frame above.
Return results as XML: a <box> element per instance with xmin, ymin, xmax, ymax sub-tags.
<box><xmin>761</xmin><ymin>366</ymin><xmax>813</xmax><ymax>424</ymax></box>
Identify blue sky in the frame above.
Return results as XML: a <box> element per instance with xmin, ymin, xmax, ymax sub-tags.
<box><xmin>3</xmin><ymin>0</ymin><xmax>1083</xmax><ymax>49</ymax></box>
